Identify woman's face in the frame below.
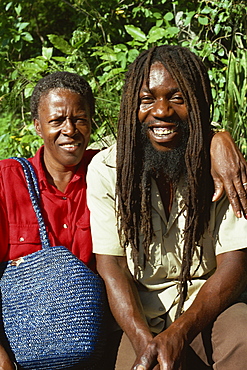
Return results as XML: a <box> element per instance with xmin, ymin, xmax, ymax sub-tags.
<box><xmin>34</xmin><ymin>88</ymin><xmax>91</xmax><ymax>170</ymax></box>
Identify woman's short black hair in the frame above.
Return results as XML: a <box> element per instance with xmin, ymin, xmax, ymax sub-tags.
<box><xmin>30</xmin><ymin>71</ymin><xmax>95</xmax><ymax>119</ymax></box>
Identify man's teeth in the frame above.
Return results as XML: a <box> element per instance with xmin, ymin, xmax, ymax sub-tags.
<box><xmin>152</xmin><ymin>127</ymin><xmax>176</xmax><ymax>136</ymax></box>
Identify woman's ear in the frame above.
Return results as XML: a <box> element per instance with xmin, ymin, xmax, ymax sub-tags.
<box><xmin>34</xmin><ymin>119</ymin><xmax>43</xmax><ymax>138</ymax></box>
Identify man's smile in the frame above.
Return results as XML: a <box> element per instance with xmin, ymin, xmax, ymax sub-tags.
<box><xmin>151</xmin><ymin>126</ymin><xmax>178</xmax><ymax>137</ymax></box>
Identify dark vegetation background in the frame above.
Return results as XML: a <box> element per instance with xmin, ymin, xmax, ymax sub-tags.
<box><xmin>0</xmin><ymin>0</ymin><xmax>246</xmax><ymax>158</ymax></box>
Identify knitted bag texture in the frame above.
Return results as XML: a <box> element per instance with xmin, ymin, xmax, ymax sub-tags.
<box><xmin>0</xmin><ymin>158</ymin><xmax>106</xmax><ymax>370</ymax></box>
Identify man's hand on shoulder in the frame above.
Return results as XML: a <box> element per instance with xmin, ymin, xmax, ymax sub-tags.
<box><xmin>210</xmin><ymin>130</ymin><xmax>247</xmax><ymax>218</ymax></box>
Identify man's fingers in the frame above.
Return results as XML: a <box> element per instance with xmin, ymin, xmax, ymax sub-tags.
<box><xmin>227</xmin><ymin>163</ymin><xmax>247</xmax><ymax>217</ymax></box>
<box><xmin>225</xmin><ymin>185</ymin><xmax>246</xmax><ymax>218</ymax></box>
<box><xmin>212</xmin><ymin>182</ymin><xmax>224</xmax><ymax>202</ymax></box>
<box><xmin>153</xmin><ymin>365</ymin><xmax>160</xmax><ymax>370</ymax></box>
<box><xmin>212</xmin><ymin>175</ymin><xmax>247</xmax><ymax>218</ymax></box>
<box><xmin>133</xmin><ymin>365</ymin><xmax>159</xmax><ymax>370</ymax></box>
<box><xmin>133</xmin><ymin>345</ymin><xmax>159</xmax><ymax>370</ymax></box>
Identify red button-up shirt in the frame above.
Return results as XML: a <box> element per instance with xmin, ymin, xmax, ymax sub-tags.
<box><xmin>0</xmin><ymin>146</ymin><xmax>98</xmax><ymax>269</ymax></box>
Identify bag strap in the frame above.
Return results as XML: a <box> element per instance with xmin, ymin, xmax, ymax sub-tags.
<box><xmin>11</xmin><ymin>157</ymin><xmax>51</xmax><ymax>250</ymax></box>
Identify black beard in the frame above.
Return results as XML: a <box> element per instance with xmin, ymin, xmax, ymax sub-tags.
<box><xmin>140</xmin><ymin>121</ymin><xmax>188</xmax><ymax>186</ymax></box>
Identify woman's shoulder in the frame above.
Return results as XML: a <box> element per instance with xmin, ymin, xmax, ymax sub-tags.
<box><xmin>0</xmin><ymin>158</ymin><xmax>24</xmax><ymax>171</ymax></box>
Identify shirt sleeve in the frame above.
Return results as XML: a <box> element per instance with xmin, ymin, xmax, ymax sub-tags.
<box><xmin>0</xmin><ymin>172</ymin><xmax>10</xmax><ymax>261</ymax></box>
<box><xmin>86</xmin><ymin>149</ymin><xmax>125</xmax><ymax>256</ymax></box>
<box><xmin>214</xmin><ymin>195</ymin><xmax>247</xmax><ymax>255</ymax></box>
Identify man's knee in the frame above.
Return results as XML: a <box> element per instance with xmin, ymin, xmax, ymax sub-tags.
<box><xmin>212</xmin><ymin>303</ymin><xmax>247</xmax><ymax>368</ymax></box>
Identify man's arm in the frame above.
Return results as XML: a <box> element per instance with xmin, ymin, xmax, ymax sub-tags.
<box><xmin>134</xmin><ymin>248</ymin><xmax>247</xmax><ymax>370</ymax></box>
<box><xmin>210</xmin><ymin>131</ymin><xmax>247</xmax><ymax>218</ymax></box>
<box><xmin>96</xmin><ymin>254</ymin><xmax>153</xmax><ymax>357</ymax></box>
<box><xmin>0</xmin><ymin>345</ymin><xmax>15</xmax><ymax>370</ymax></box>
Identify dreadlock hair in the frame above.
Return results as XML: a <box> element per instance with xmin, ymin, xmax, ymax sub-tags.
<box><xmin>30</xmin><ymin>71</ymin><xmax>95</xmax><ymax>120</ymax></box>
<box><xmin>116</xmin><ymin>45</ymin><xmax>214</xmax><ymax>318</ymax></box>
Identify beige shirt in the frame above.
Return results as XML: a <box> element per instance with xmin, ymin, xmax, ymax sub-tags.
<box><xmin>87</xmin><ymin>144</ymin><xmax>247</xmax><ymax>333</ymax></box>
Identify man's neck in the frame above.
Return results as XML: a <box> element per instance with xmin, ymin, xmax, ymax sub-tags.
<box><xmin>155</xmin><ymin>174</ymin><xmax>174</xmax><ymax>220</ymax></box>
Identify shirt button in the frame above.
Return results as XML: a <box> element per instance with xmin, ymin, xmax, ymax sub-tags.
<box><xmin>19</xmin><ymin>237</ymin><xmax>25</xmax><ymax>242</ymax></box>
<box><xmin>159</xmin><ymin>306</ymin><xmax>164</xmax><ymax>311</ymax></box>
<box><xmin>62</xmin><ymin>197</ymin><xmax>67</xmax><ymax>200</ymax></box>
<box><xmin>63</xmin><ymin>224</ymin><xmax>68</xmax><ymax>229</ymax></box>
<box><xmin>171</xmin><ymin>266</ymin><xmax>177</xmax><ymax>274</ymax></box>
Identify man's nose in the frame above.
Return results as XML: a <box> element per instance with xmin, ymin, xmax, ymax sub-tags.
<box><xmin>61</xmin><ymin>118</ymin><xmax>77</xmax><ymax>136</ymax></box>
<box><xmin>152</xmin><ymin>99</ymin><xmax>174</xmax><ymax>118</ymax></box>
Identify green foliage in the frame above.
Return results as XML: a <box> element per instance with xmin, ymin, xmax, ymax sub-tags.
<box><xmin>223</xmin><ymin>42</ymin><xmax>247</xmax><ymax>152</ymax></box>
<box><xmin>0</xmin><ymin>112</ymin><xmax>43</xmax><ymax>159</ymax></box>
<box><xmin>0</xmin><ymin>0</ymin><xmax>246</xmax><ymax>158</ymax></box>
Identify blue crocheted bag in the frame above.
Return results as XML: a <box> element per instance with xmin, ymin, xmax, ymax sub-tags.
<box><xmin>0</xmin><ymin>158</ymin><xmax>106</xmax><ymax>370</ymax></box>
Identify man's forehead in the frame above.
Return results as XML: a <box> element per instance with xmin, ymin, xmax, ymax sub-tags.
<box><xmin>142</xmin><ymin>61</ymin><xmax>179</xmax><ymax>91</ymax></box>
<box><xmin>149</xmin><ymin>62</ymin><xmax>168</xmax><ymax>81</ymax></box>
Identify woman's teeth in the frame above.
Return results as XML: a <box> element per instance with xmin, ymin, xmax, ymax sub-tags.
<box><xmin>61</xmin><ymin>144</ymin><xmax>79</xmax><ymax>148</ymax></box>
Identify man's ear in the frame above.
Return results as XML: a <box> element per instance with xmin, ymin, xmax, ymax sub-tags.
<box><xmin>34</xmin><ymin>119</ymin><xmax>43</xmax><ymax>138</ymax></box>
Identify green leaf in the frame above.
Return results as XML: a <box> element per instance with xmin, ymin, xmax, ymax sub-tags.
<box><xmin>214</xmin><ymin>23</ymin><xmax>221</xmax><ymax>35</ymax></box>
<box><xmin>98</xmin><ymin>67</ymin><xmax>125</xmax><ymax>86</ymax></box>
<box><xmin>156</xmin><ymin>19</ymin><xmax>163</xmax><ymax>27</ymax></box>
<box><xmin>227</xmin><ymin>52</ymin><xmax>236</xmax><ymax>99</ymax></box>
<box><xmin>124</xmin><ymin>25</ymin><xmax>146</xmax><ymax>42</ymax></box>
<box><xmin>148</xmin><ymin>27</ymin><xmax>166</xmax><ymax>43</ymax></box>
<box><xmin>218</xmin><ymin>48</ymin><xmax>225</xmax><ymax>57</ymax></box>
<box><xmin>5</xmin><ymin>2</ymin><xmax>13</xmax><ymax>11</ymax></box>
<box><xmin>47</xmin><ymin>34</ymin><xmax>75</xmax><ymax>55</ymax></box>
<box><xmin>17</xmin><ymin>22</ymin><xmax>29</xmax><ymax>31</ymax></box>
<box><xmin>201</xmin><ymin>6</ymin><xmax>212</xmax><ymax>14</ymax></box>
<box><xmin>21</xmin><ymin>32</ymin><xmax>33</xmax><ymax>42</ymax></box>
<box><xmin>166</xmin><ymin>27</ymin><xmax>179</xmax><ymax>37</ymax></box>
<box><xmin>153</xmin><ymin>12</ymin><xmax>162</xmax><ymax>19</ymax></box>
<box><xmin>231</xmin><ymin>81</ymin><xmax>241</xmax><ymax>105</ymax></box>
<box><xmin>127</xmin><ymin>48</ymin><xmax>140</xmax><ymax>63</ymax></box>
<box><xmin>24</xmin><ymin>84</ymin><xmax>34</xmax><ymax>98</ymax></box>
<box><xmin>52</xmin><ymin>56</ymin><xmax>67</xmax><ymax>62</ymax></box>
<box><xmin>14</xmin><ymin>4</ymin><xmax>22</xmax><ymax>16</ymax></box>
<box><xmin>71</xmin><ymin>30</ymin><xmax>90</xmax><ymax>48</ymax></box>
<box><xmin>164</xmin><ymin>12</ymin><xmax>173</xmax><ymax>21</ymax></box>
<box><xmin>184</xmin><ymin>11</ymin><xmax>195</xmax><ymax>26</ymax></box>
<box><xmin>198</xmin><ymin>16</ymin><xmax>209</xmax><ymax>25</ymax></box>
<box><xmin>42</xmin><ymin>47</ymin><xmax>53</xmax><ymax>60</ymax></box>
<box><xmin>114</xmin><ymin>44</ymin><xmax>128</xmax><ymax>54</ymax></box>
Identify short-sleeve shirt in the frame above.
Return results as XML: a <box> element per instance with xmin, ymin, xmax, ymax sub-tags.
<box><xmin>87</xmin><ymin>144</ymin><xmax>247</xmax><ymax>332</ymax></box>
<box><xmin>0</xmin><ymin>146</ymin><xmax>98</xmax><ymax>270</ymax></box>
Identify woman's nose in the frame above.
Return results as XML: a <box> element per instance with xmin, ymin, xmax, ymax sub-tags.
<box><xmin>61</xmin><ymin>118</ymin><xmax>77</xmax><ymax>136</ymax></box>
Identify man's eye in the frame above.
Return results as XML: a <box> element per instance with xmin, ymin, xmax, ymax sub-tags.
<box><xmin>140</xmin><ymin>96</ymin><xmax>153</xmax><ymax>103</ymax></box>
<box><xmin>171</xmin><ymin>95</ymin><xmax>184</xmax><ymax>104</ymax></box>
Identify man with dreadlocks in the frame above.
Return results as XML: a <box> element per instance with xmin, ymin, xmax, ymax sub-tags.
<box><xmin>87</xmin><ymin>45</ymin><xmax>247</xmax><ymax>369</ymax></box>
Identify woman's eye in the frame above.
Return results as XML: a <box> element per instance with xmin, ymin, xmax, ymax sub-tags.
<box><xmin>49</xmin><ymin>118</ymin><xmax>64</xmax><ymax>125</ymax></box>
<box><xmin>76</xmin><ymin>118</ymin><xmax>87</xmax><ymax>124</ymax></box>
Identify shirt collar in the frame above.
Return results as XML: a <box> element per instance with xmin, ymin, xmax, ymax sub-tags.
<box><xmin>29</xmin><ymin>146</ymin><xmax>47</xmax><ymax>190</ymax></box>
<box><xmin>29</xmin><ymin>145</ymin><xmax>91</xmax><ymax>190</ymax></box>
<box><xmin>102</xmin><ymin>143</ymin><xmax>117</xmax><ymax>168</ymax></box>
